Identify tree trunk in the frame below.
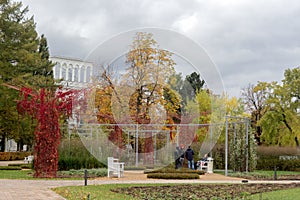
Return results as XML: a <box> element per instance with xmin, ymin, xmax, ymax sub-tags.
<box><xmin>295</xmin><ymin>137</ymin><xmax>299</xmax><ymax>147</ymax></box>
<box><xmin>0</xmin><ymin>136</ymin><xmax>5</xmax><ymax>152</ymax></box>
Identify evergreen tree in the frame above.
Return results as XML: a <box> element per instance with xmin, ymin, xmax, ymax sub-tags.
<box><xmin>0</xmin><ymin>0</ymin><xmax>54</xmax><ymax>151</ymax></box>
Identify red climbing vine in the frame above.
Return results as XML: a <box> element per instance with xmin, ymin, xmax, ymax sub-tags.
<box><xmin>17</xmin><ymin>87</ymin><xmax>75</xmax><ymax>178</ymax></box>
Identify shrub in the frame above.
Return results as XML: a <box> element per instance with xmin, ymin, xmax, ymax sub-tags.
<box><xmin>7</xmin><ymin>163</ymin><xmax>31</xmax><ymax>169</ymax></box>
<box><xmin>0</xmin><ymin>152</ymin><xmax>31</xmax><ymax>161</ymax></box>
<box><xmin>211</xmin><ymin>144</ymin><xmax>225</xmax><ymax>169</ymax></box>
<box><xmin>257</xmin><ymin>146</ymin><xmax>299</xmax><ymax>157</ymax></box>
<box><xmin>58</xmin><ymin>168</ymin><xmax>107</xmax><ymax>178</ymax></box>
<box><xmin>256</xmin><ymin>146</ymin><xmax>300</xmax><ymax>171</ymax></box>
<box><xmin>144</xmin><ymin>168</ymin><xmax>205</xmax><ymax>175</ymax></box>
<box><xmin>0</xmin><ymin>166</ymin><xmax>21</xmax><ymax>170</ymax></box>
<box><xmin>125</xmin><ymin>166</ymin><xmax>146</xmax><ymax>170</ymax></box>
<box><xmin>7</xmin><ymin>163</ymin><xmax>22</xmax><ymax>166</ymax></box>
<box><xmin>58</xmin><ymin>138</ymin><xmax>105</xmax><ymax>170</ymax></box>
<box><xmin>145</xmin><ymin>166</ymin><xmax>203</xmax><ymax>179</ymax></box>
<box><xmin>147</xmin><ymin>173</ymin><xmax>199</xmax><ymax>179</ymax></box>
<box><xmin>20</xmin><ymin>164</ymin><xmax>32</xmax><ymax>169</ymax></box>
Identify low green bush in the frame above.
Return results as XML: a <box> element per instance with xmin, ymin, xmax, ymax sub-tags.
<box><xmin>124</xmin><ymin>166</ymin><xmax>146</xmax><ymax>170</ymax></box>
<box><xmin>20</xmin><ymin>164</ymin><xmax>32</xmax><ymax>169</ymax></box>
<box><xmin>147</xmin><ymin>173</ymin><xmax>199</xmax><ymax>179</ymax></box>
<box><xmin>145</xmin><ymin>168</ymin><xmax>205</xmax><ymax>175</ymax></box>
<box><xmin>0</xmin><ymin>166</ymin><xmax>21</xmax><ymax>170</ymax></box>
<box><xmin>256</xmin><ymin>146</ymin><xmax>300</xmax><ymax>171</ymax></box>
<box><xmin>58</xmin><ymin>168</ymin><xmax>107</xmax><ymax>178</ymax></box>
<box><xmin>58</xmin><ymin>138</ymin><xmax>106</xmax><ymax>170</ymax></box>
<box><xmin>7</xmin><ymin>163</ymin><xmax>22</xmax><ymax>166</ymax></box>
<box><xmin>58</xmin><ymin>156</ymin><xmax>105</xmax><ymax>171</ymax></box>
<box><xmin>256</xmin><ymin>158</ymin><xmax>300</xmax><ymax>171</ymax></box>
<box><xmin>8</xmin><ymin>163</ymin><xmax>32</xmax><ymax>169</ymax></box>
<box><xmin>0</xmin><ymin>152</ymin><xmax>31</xmax><ymax>161</ymax></box>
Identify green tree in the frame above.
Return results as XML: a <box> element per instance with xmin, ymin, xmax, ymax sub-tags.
<box><xmin>259</xmin><ymin>67</ymin><xmax>300</xmax><ymax>146</ymax></box>
<box><xmin>282</xmin><ymin>67</ymin><xmax>300</xmax><ymax>111</ymax></box>
<box><xmin>186</xmin><ymin>90</ymin><xmax>257</xmax><ymax>172</ymax></box>
<box><xmin>183</xmin><ymin>72</ymin><xmax>205</xmax><ymax>102</ymax></box>
<box><xmin>168</xmin><ymin>71</ymin><xmax>205</xmax><ymax>110</ymax></box>
<box><xmin>0</xmin><ymin>0</ymin><xmax>54</xmax><ymax>151</ymax></box>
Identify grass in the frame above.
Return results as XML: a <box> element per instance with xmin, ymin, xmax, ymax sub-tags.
<box><xmin>215</xmin><ymin>170</ymin><xmax>300</xmax><ymax>180</ymax></box>
<box><xmin>52</xmin><ymin>184</ymin><xmax>146</xmax><ymax>200</ymax></box>
<box><xmin>0</xmin><ymin>168</ymin><xmax>107</xmax><ymax>180</ymax></box>
<box><xmin>0</xmin><ymin>169</ymin><xmax>34</xmax><ymax>179</ymax></box>
<box><xmin>251</xmin><ymin>187</ymin><xmax>300</xmax><ymax>200</ymax></box>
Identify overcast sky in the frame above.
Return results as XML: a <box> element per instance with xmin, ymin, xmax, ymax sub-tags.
<box><xmin>21</xmin><ymin>0</ymin><xmax>300</xmax><ymax>97</ymax></box>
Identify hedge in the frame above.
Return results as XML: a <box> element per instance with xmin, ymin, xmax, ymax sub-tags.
<box><xmin>0</xmin><ymin>152</ymin><xmax>31</xmax><ymax>161</ymax></box>
<box><xmin>0</xmin><ymin>166</ymin><xmax>21</xmax><ymax>170</ymax></box>
<box><xmin>58</xmin><ymin>138</ymin><xmax>106</xmax><ymax>170</ymax></box>
<box><xmin>8</xmin><ymin>163</ymin><xmax>32</xmax><ymax>169</ymax></box>
<box><xmin>147</xmin><ymin>173</ymin><xmax>200</xmax><ymax>179</ymax></box>
<box><xmin>256</xmin><ymin>146</ymin><xmax>300</xmax><ymax>171</ymax></box>
<box><xmin>144</xmin><ymin>168</ymin><xmax>205</xmax><ymax>175</ymax></box>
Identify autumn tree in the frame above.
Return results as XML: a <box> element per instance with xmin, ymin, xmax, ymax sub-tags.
<box><xmin>95</xmin><ymin>32</ymin><xmax>182</xmax><ymax>164</ymax></box>
<box><xmin>185</xmin><ymin>90</ymin><xmax>245</xmax><ymax>144</ymax></box>
<box><xmin>241</xmin><ymin>82</ymin><xmax>270</xmax><ymax>144</ymax></box>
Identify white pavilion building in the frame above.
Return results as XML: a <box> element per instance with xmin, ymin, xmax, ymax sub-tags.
<box><xmin>50</xmin><ymin>56</ymin><xmax>94</xmax><ymax>89</ymax></box>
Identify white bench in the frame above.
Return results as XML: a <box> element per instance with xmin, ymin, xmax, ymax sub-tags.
<box><xmin>197</xmin><ymin>157</ymin><xmax>214</xmax><ymax>173</ymax></box>
<box><xmin>107</xmin><ymin>157</ymin><xmax>124</xmax><ymax>178</ymax></box>
<box><xmin>24</xmin><ymin>155</ymin><xmax>34</xmax><ymax>164</ymax></box>
<box><xmin>198</xmin><ymin>160</ymin><xmax>208</xmax><ymax>171</ymax></box>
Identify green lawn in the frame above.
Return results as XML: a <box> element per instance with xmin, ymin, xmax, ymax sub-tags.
<box><xmin>0</xmin><ymin>168</ymin><xmax>107</xmax><ymax>180</ymax></box>
<box><xmin>251</xmin><ymin>187</ymin><xmax>300</xmax><ymax>200</ymax></box>
<box><xmin>216</xmin><ymin>170</ymin><xmax>300</xmax><ymax>179</ymax></box>
<box><xmin>52</xmin><ymin>184</ymin><xmax>145</xmax><ymax>200</ymax></box>
<box><xmin>0</xmin><ymin>169</ymin><xmax>34</xmax><ymax>179</ymax></box>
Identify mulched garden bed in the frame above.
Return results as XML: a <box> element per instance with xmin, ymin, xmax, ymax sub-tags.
<box><xmin>111</xmin><ymin>183</ymin><xmax>300</xmax><ymax>200</ymax></box>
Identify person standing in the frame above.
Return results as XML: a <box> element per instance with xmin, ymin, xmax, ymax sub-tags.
<box><xmin>185</xmin><ymin>146</ymin><xmax>195</xmax><ymax>170</ymax></box>
<box><xmin>174</xmin><ymin>146</ymin><xmax>181</xmax><ymax>169</ymax></box>
<box><xmin>179</xmin><ymin>144</ymin><xmax>185</xmax><ymax>168</ymax></box>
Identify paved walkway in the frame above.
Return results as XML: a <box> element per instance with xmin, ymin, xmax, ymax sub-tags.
<box><xmin>0</xmin><ymin>160</ymin><xmax>24</xmax><ymax>166</ymax></box>
<box><xmin>1</xmin><ymin>174</ymin><xmax>300</xmax><ymax>200</ymax></box>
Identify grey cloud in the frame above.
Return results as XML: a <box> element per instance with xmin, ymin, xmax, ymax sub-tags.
<box><xmin>21</xmin><ymin>0</ymin><xmax>300</xmax><ymax>97</ymax></box>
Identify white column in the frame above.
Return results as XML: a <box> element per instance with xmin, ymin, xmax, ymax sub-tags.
<box><xmin>66</xmin><ymin>66</ymin><xmax>69</xmax><ymax>81</ymax></box>
<box><xmin>53</xmin><ymin>65</ymin><xmax>56</xmax><ymax>79</ymax></box>
<box><xmin>84</xmin><ymin>66</ymin><xmax>87</xmax><ymax>83</ymax></box>
<box><xmin>77</xmin><ymin>66</ymin><xmax>81</xmax><ymax>82</ymax></box>
<box><xmin>89</xmin><ymin>66</ymin><xmax>93</xmax><ymax>83</ymax></box>
<box><xmin>72</xmin><ymin>67</ymin><xmax>75</xmax><ymax>82</ymax></box>
<box><xmin>78</xmin><ymin>66</ymin><xmax>82</xmax><ymax>82</ymax></box>
<box><xmin>59</xmin><ymin>63</ymin><xmax>63</xmax><ymax>79</ymax></box>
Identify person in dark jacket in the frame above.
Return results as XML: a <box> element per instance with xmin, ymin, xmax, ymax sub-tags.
<box><xmin>185</xmin><ymin>146</ymin><xmax>195</xmax><ymax>170</ymax></box>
